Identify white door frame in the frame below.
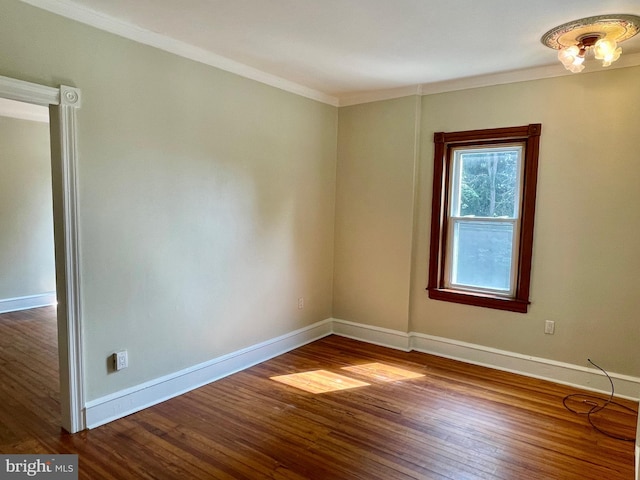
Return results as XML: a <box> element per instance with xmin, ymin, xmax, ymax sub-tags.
<box><xmin>0</xmin><ymin>75</ymin><xmax>84</xmax><ymax>433</ymax></box>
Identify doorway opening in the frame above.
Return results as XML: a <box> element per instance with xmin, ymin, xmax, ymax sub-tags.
<box><xmin>0</xmin><ymin>98</ymin><xmax>60</xmax><ymax>437</ymax></box>
<box><xmin>0</xmin><ymin>75</ymin><xmax>83</xmax><ymax>433</ymax></box>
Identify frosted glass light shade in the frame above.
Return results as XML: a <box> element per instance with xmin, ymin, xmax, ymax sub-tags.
<box><xmin>593</xmin><ymin>39</ymin><xmax>622</xmax><ymax>66</ymax></box>
<box><xmin>558</xmin><ymin>46</ymin><xmax>585</xmax><ymax>72</ymax></box>
<box><xmin>558</xmin><ymin>45</ymin><xmax>578</xmax><ymax>65</ymax></box>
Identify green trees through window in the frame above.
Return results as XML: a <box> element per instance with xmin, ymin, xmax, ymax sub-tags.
<box><xmin>458</xmin><ymin>150</ymin><xmax>519</xmax><ymax>218</ymax></box>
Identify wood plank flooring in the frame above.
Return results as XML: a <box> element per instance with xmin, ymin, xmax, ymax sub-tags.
<box><xmin>1</xmin><ymin>307</ymin><xmax>637</xmax><ymax>479</ymax></box>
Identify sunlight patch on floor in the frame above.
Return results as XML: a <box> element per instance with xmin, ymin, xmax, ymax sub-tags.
<box><xmin>270</xmin><ymin>370</ymin><xmax>370</xmax><ymax>394</ymax></box>
<box><xmin>342</xmin><ymin>362</ymin><xmax>424</xmax><ymax>382</ymax></box>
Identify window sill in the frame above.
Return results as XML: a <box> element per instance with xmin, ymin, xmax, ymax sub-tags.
<box><xmin>427</xmin><ymin>287</ymin><xmax>529</xmax><ymax>313</ymax></box>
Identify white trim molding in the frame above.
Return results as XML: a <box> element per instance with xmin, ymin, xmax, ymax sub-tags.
<box><xmin>419</xmin><ymin>52</ymin><xmax>640</xmax><ymax>96</ymax></box>
<box><xmin>336</xmin><ymin>54</ymin><xmax>640</xmax><ymax>106</ymax></box>
<box><xmin>0</xmin><ymin>292</ymin><xmax>57</xmax><ymax>314</ymax></box>
<box><xmin>338</xmin><ymin>85</ymin><xmax>423</xmax><ymax>107</ymax></box>
<box><xmin>83</xmin><ymin>317</ymin><xmax>639</xmax><ymax>429</ymax></box>
<box><xmin>333</xmin><ymin>318</ymin><xmax>640</xmax><ymax>401</ymax></box>
<box><xmin>20</xmin><ymin>0</ymin><xmax>339</xmax><ymax>107</ymax></box>
<box><xmin>0</xmin><ymin>75</ymin><xmax>59</xmax><ymax>106</ymax></box>
<box><xmin>85</xmin><ymin>319</ymin><xmax>333</xmax><ymax>429</ymax></box>
<box><xmin>409</xmin><ymin>332</ymin><xmax>640</xmax><ymax>401</ymax></box>
<box><xmin>332</xmin><ymin>318</ymin><xmax>411</xmax><ymax>351</ymax></box>
<box><xmin>0</xmin><ymin>75</ymin><xmax>85</xmax><ymax>434</ymax></box>
<box><xmin>331</xmin><ymin>319</ymin><xmax>639</xmax><ymax>400</ymax></box>
<box><xmin>55</xmin><ymin>84</ymin><xmax>85</xmax><ymax>434</ymax></box>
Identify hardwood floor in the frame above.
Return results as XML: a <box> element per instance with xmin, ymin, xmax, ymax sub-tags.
<box><xmin>1</xmin><ymin>307</ymin><xmax>637</xmax><ymax>479</ymax></box>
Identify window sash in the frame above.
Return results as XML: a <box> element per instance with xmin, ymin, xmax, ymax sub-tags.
<box><xmin>444</xmin><ymin>143</ymin><xmax>524</xmax><ymax>297</ymax></box>
<box><xmin>449</xmin><ymin>144</ymin><xmax>524</xmax><ymax>219</ymax></box>
<box><xmin>445</xmin><ymin>217</ymin><xmax>520</xmax><ymax>297</ymax></box>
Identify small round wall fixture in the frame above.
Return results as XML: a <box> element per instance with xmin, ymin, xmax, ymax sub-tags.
<box><xmin>541</xmin><ymin>14</ymin><xmax>640</xmax><ymax>72</ymax></box>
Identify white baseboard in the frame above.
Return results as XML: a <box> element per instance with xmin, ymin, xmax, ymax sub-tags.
<box><xmin>331</xmin><ymin>319</ymin><xmax>638</xmax><ymax>400</ymax></box>
<box><xmin>410</xmin><ymin>333</ymin><xmax>640</xmax><ymax>400</ymax></box>
<box><xmin>0</xmin><ymin>292</ymin><xmax>57</xmax><ymax>314</ymax></box>
<box><xmin>85</xmin><ymin>316</ymin><xmax>639</xmax><ymax>429</ymax></box>
<box><xmin>331</xmin><ymin>318</ymin><xmax>411</xmax><ymax>351</ymax></box>
<box><xmin>84</xmin><ymin>319</ymin><xmax>333</xmax><ymax>429</ymax></box>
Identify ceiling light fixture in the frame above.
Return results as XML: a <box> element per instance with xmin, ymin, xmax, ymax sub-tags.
<box><xmin>541</xmin><ymin>14</ymin><xmax>640</xmax><ymax>73</ymax></box>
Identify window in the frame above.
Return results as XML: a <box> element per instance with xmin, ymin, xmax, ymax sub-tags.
<box><xmin>427</xmin><ymin>124</ymin><xmax>541</xmax><ymax>313</ymax></box>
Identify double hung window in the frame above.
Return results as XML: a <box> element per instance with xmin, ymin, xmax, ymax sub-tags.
<box><xmin>427</xmin><ymin>125</ymin><xmax>541</xmax><ymax>313</ymax></box>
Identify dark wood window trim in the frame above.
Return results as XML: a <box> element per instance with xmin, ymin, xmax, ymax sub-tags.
<box><xmin>427</xmin><ymin>124</ymin><xmax>541</xmax><ymax>313</ymax></box>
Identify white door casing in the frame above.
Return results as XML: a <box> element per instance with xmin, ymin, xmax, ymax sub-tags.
<box><xmin>0</xmin><ymin>75</ymin><xmax>84</xmax><ymax>433</ymax></box>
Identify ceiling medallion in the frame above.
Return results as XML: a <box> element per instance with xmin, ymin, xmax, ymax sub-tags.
<box><xmin>541</xmin><ymin>14</ymin><xmax>640</xmax><ymax>72</ymax></box>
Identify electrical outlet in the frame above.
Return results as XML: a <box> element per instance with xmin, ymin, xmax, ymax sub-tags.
<box><xmin>113</xmin><ymin>350</ymin><xmax>128</xmax><ymax>371</ymax></box>
<box><xmin>544</xmin><ymin>320</ymin><xmax>555</xmax><ymax>335</ymax></box>
<box><xmin>298</xmin><ymin>297</ymin><xmax>304</xmax><ymax>309</ymax></box>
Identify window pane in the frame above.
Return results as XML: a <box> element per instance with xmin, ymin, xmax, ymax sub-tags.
<box><xmin>454</xmin><ymin>148</ymin><xmax>521</xmax><ymax>218</ymax></box>
<box><xmin>451</xmin><ymin>221</ymin><xmax>513</xmax><ymax>291</ymax></box>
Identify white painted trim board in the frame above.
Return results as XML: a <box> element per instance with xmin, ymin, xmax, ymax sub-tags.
<box><xmin>85</xmin><ymin>317</ymin><xmax>639</xmax><ymax>430</ymax></box>
<box><xmin>0</xmin><ymin>292</ymin><xmax>57</xmax><ymax>313</ymax></box>
<box><xmin>332</xmin><ymin>318</ymin><xmax>640</xmax><ymax>400</ymax></box>
<box><xmin>0</xmin><ymin>75</ymin><xmax>85</xmax><ymax>434</ymax></box>
<box><xmin>85</xmin><ymin>319</ymin><xmax>333</xmax><ymax>429</ymax></box>
<box><xmin>19</xmin><ymin>0</ymin><xmax>339</xmax><ymax>106</ymax></box>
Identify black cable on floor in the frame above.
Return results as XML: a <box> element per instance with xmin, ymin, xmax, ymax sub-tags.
<box><xmin>562</xmin><ymin>359</ymin><xmax>637</xmax><ymax>442</ymax></box>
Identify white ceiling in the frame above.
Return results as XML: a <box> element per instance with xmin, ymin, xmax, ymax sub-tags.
<box><xmin>21</xmin><ymin>0</ymin><xmax>640</xmax><ymax>105</ymax></box>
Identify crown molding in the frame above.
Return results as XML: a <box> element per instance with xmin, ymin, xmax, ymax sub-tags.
<box><xmin>337</xmin><ymin>85</ymin><xmax>423</xmax><ymax>107</ymax></box>
<box><xmin>419</xmin><ymin>52</ymin><xmax>640</xmax><ymax>95</ymax></box>
<box><xmin>335</xmin><ymin>66</ymin><xmax>577</xmax><ymax>106</ymax></box>
<box><xmin>336</xmin><ymin>52</ymin><xmax>640</xmax><ymax>105</ymax></box>
<box><xmin>20</xmin><ymin>0</ymin><xmax>340</xmax><ymax>106</ymax></box>
<box><xmin>18</xmin><ymin>1</ymin><xmax>640</xmax><ymax>108</ymax></box>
